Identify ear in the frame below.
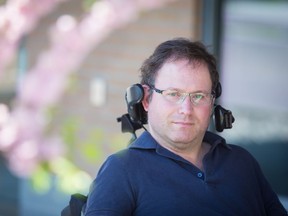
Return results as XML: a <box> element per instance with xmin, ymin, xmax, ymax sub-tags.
<box><xmin>141</xmin><ymin>85</ymin><xmax>150</xmax><ymax>112</ymax></box>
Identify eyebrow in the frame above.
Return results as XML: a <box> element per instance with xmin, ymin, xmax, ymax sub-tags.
<box><xmin>165</xmin><ymin>87</ymin><xmax>211</xmax><ymax>94</ymax></box>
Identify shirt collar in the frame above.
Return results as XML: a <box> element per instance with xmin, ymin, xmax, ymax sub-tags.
<box><xmin>129</xmin><ymin>131</ymin><xmax>158</xmax><ymax>149</ymax></box>
<box><xmin>129</xmin><ymin>131</ymin><xmax>186</xmax><ymax>162</ymax></box>
<box><xmin>203</xmin><ymin>131</ymin><xmax>231</xmax><ymax>150</ymax></box>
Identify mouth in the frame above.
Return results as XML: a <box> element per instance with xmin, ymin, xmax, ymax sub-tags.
<box><xmin>172</xmin><ymin>121</ymin><xmax>194</xmax><ymax>126</ymax></box>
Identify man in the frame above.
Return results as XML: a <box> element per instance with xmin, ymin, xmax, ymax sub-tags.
<box><xmin>83</xmin><ymin>38</ymin><xmax>287</xmax><ymax>215</ymax></box>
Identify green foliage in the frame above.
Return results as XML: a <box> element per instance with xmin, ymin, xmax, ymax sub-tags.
<box><xmin>31</xmin><ymin>157</ymin><xmax>92</xmax><ymax>194</ymax></box>
<box><xmin>31</xmin><ymin>164</ymin><xmax>52</xmax><ymax>193</ymax></box>
<box><xmin>29</xmin><ymin>116</ymin><xmax>108</xmax><ymax>194</ymax></box>
<box><xmin>0</xmin><ymin>0</ymin><xmax>6</xmax><ymax>6</ymax></box>
<box><xmin>60</xmin><ymin>118</ymin><xmax>80</xmax><ymax>148</ymax></box>
<box><xmin>60</xmin><ymin>117</ymin><xmax>106</xmax><ymax>163</ymax></box>
<box><xmin>81</xmin><ymin>128</ymin><xmax>105</xmax><ymax>163</ymax></box>
<box><xmin>82</xmin><ymin>0</ymin><xmax>98</xmax><ymax>11</ymax></box>
<box><xmin>110</xmin><ymin>133</ymin><xmax>131</xmax><ymax>152</ymax></box>
<box><xmin>30</xmin><ymin>89</ymin><xmax>130</xmax><ymax>194</ymax></box>
<box><xmin>50</xmin><ymin>157</ymin><xmax>91</xmax><ymax>194</ymax></box>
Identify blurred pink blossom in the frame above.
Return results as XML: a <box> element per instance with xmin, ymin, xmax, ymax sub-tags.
<box><xmin>7</xmin><ymin>139</ymin><xmax>40</xmax><ymax>176</ymax></box>
<box><xmin>0</xmin><ymin>0</ymin><xmax>67</xmax><ymax>78</ymax></box>
<box><xmin>39</xmin><ymin>136</ymin><xmax>66</xmax><ymax>161</ymax></box>
<box><xmin>0</xmin><ymin>0</ymin><xmax>177</xmax><ymax>177</ymax></box>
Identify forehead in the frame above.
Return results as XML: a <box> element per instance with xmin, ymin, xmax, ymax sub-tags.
<box><xmin>155</xmin><ymin>59</ymin><xmax>212</xmax><ymax>89</ymax></box>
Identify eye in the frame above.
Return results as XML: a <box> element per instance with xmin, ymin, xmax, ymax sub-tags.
<box><xmin>163</xmin><ymin>90</ymin><xmax>182</xmax><ymax>102</ymax></box>
<box><xmin>167</xmin><ymin>91</ymin><xmax>179</xmax><ymax>97</ymax></box>
<box><xmin>192</xmin><ymin>93</ymin><xmax>205</xmax><ymax>102</ymax></box>
<box><xmin>162</xmin><ymin>89</ymin><xmax>180</xmax><ymax>97</ymax></box>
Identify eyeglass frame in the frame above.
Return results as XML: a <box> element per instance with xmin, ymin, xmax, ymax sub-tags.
<box><xmin>148</xmin><ymin>85</ymin><xmax>216</xmax><ymax>106</ymax></box>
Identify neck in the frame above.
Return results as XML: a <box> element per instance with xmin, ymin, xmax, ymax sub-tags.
<box><xmin>167</xmin><ymin>141</ymin><xmax>210</xmax><ymax>171</ymax></box>
<box><xmin>148</xmin><ymin>128</ymin><xmax>210</xmax><ymax>170</ymax></box>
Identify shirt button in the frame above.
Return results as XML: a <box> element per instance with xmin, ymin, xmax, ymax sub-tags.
<box><xmin>197</xmin><ymin>172</ymin><xmax>203</xmax><ymax>178</ymax></box>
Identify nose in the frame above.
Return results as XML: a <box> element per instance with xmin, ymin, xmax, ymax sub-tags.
<box><xmin>178</xmin><ymin>94</ymin><xmax>194</xmax><ymax>114</ymax></box>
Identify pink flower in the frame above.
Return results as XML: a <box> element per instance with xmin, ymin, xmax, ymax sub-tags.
<box><xmin>0</xmin><ymin>0</ymin><xmax>177</xmax><ymax>177</ymax></box>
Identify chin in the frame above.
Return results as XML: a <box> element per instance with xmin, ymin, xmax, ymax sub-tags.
<box><xmin>170</xmin><ymin>135</ymin><xmax>195</xmax><ymax>144</ymax></box>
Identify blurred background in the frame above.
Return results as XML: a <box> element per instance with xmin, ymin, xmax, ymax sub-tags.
<box><xmin>0</xmin><ymin>0</ymin><xmax>287</xmax><ymax>215</ymax></box>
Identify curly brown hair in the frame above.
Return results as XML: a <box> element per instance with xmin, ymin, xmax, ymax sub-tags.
<box><xmin>140</xmin><ymin>38</ymin><xmax>219</xmax><ymax>95</ymax></box>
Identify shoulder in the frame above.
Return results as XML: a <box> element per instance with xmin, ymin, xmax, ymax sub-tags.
<box><xmin>96</xmin><ymin>132</ymin><xmax>159</xmax><ymax>181</ymax></box>
<box><xmin>100</xmin><ymin>149</ymin><xmax>131</xmax><ymax>172</ymax></box>
<box><xmin>103</xmin><ymin>131</ymin><xmax>153</xmax><ymax>164</ymax></box>
<box><xmin>99</xmin><ymin>147</ymin><xmax>150</xmax><ymax>175</ymax></box>
<box><xmin>228</xmin><ymin>143</ymin><xmax>251</xmax><ymax>154</ymax></box>
<box><xmin>105</xmin><ymin>131</ymin><xmax>157</xmax><ymax>165</ymax></box>
<box><xmin>228</xmin><ymin>144</ymin><xmax>255</xmax><ymax>158</ymax></box>
<box><xmin>225</xmin><ymin>143</ymin><xmax>262</xmax><ymax>170</ymax></box>
<box><xmin>205</xmin><ymin>131</ymin><xmax>255</xmax><ymax>158</ymax></box>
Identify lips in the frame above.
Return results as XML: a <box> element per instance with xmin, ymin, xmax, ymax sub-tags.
<box><xmin>172</xmin><ymin>121</ymin><xmax>194</xmax><ymax>126</ymax></box>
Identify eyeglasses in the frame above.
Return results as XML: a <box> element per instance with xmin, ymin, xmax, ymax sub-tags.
<box><xmin>149</xmin><ymin>85</ymin><xmax>215</xmax><ymax>106</ymax></box>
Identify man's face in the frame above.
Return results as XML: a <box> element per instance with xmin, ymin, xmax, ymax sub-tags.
<box><xmin>142</xmin><ymin>59</ymin><xmax>214</xmax><ymax>151</ymax></box>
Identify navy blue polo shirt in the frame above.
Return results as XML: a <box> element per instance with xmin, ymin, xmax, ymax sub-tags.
<box><xmin>84</xmin><ymin>131</ymin><xmax>287</xmax><ymax>216</ymax></box>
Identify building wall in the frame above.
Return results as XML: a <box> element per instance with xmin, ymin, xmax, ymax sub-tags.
<box><xmin>24</xmin><ymin>0</ymin><xmax>201</xmax><ymax>176</ymax></box>
<box><xmin>66</xmin><ymin>0</ymin><xmax>200</xmax><ymax>175</ymax></box>
<box><xmin>14</xmin><ymin>1</ymin><xmax>202</xmax><ymax>215</ymax></box>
